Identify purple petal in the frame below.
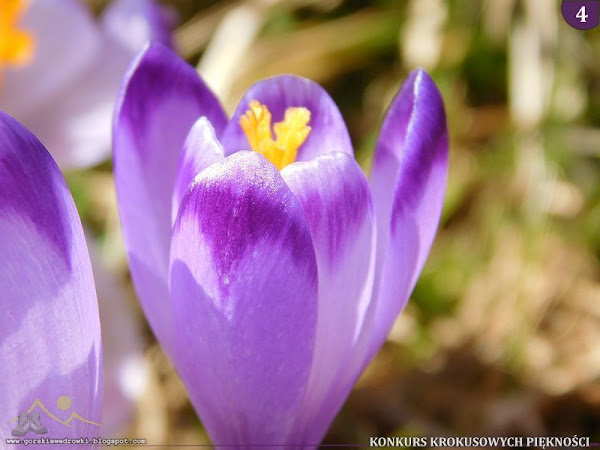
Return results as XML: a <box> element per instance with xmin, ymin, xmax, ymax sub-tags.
<box><xmin>280</xmin><ymin>153</ymin><xmax>376</xmax><ymax>444</ymax></box>
<box><xmin>113</xmin><ymin>43</ymin><xmax>226</xmax><ymax>354</ymax></box>
<box><xmin>172</xmin><ymin>117</ymin><xmax>224</xmax><ymax>224</ymax></box>
<box><xmin>169</xmin><ymin>151</ymin><xmax>318</xmax><ymax>445</ymax></box>
<box><xmin>366</xmin><ymin>69</ymin><xmax>448</xmax><ymax>359</ymax></box>
<box><xmin>2</xmin><ymin>0</ymin><xmax>102</xmax><ymax>120</ymax></box>
<box><xmin>220</xmin><ymin>75</ymin><xmax>353</xmax><ymax>161</ymax></box>
<box><xmin>102</xmin><ymin>0</ymin><xmax>175</xmax><ymax>52</ymax></box>
<box><xmin>0</xmin><ymin>113</ymin><xmax>102</xmax><ymax>439</ymax></box>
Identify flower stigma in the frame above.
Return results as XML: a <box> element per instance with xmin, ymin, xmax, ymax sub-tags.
<box><xmin>0</xmin><ymin>0</ymin><xmax>34</xmax><ymax>69</ymax></box>
<box><xmin>240</xmin><ymin>100</ymin><xmax>311</xmax><ymax>170</ymax></box>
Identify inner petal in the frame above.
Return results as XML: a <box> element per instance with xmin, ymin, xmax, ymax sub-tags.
<box><xmin>239</xmin><ymin>100</ymin><xmax>311</xmax><ymax>170</ymax></box>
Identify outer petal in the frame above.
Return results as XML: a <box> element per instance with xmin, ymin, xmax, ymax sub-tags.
<box><xmin>2</xmin><ymin>0</ymin><xmax>101</xmax><ymax>119</ymax></box>
<box><xmin>281</xmin><ymin>153</ymin><xmax>376</xmax><ymax>445</ymax></box>
<box><xmin>113</xmin><ymin>43</ymin><xmax>227</xmax><ymax>354</ymax></box>
<box><xmin>171</xmin><ymin>117</ymin><xmax>224</xmax><ymax>224</ymax></box>
<box><xmin>366</xmin><ymin>69</ymin><xmax>448</xmax><ymax>359</ymax></box>
<box><xmin>220</xmin><ymin>75</ymin><xmax>353</xmax><ymax>160</ymax></box>
<box><xmin>170</xmin><ymin>151</ymin><xmax>318</xmax><ymax>445</ymax></box>
<box><xmin>0</xmin><ymin>113</ymin><xmax>102</xmax><ymax>440</ymax></box>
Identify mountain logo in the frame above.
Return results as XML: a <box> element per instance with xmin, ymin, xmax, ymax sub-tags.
<box><xmin>11</xmin><ymin>396</ymin><xmax>100</xmax><ymax>436</ymax></box>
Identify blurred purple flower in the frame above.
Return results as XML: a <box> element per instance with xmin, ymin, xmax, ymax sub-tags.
<box><xmin>0</xmin><ymin>112</ymin><xmax>102</xmax><ymax>439</ymax></box>
<box><xmin>113</xmin><ymin>43</ymin><xmax>448</xmax><ymax>446</ymax></box>
<box><xmin>87</xmin><ymin>237</ymin><xmax>149</xmax><ymax>435</ymax></box>
<box><xmin>0</xmin><ymin>0</ymin><xmax>173</xmax><ymax>169</ymax></box>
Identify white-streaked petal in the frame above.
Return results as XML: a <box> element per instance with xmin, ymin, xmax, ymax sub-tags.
<box><xmin>281</xmin><ymin>152</ymin><xmax>376</xmax><ymax>444</ymax></box>
<box><xmin>0</xmin><ymin>112</ymin><xmax>102</xmax><ymax>439</ymax></box>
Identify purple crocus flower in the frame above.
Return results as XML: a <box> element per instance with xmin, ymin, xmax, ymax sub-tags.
<box><xmin>0</xmin><ymin>112</ymin><xmax>102</xmax><ymax>441</ymax></box>
<box><xmin>114</xmin><ymin>43</ymin><xmax>448</xmax><ymax>446</ymax></box>
<box><xmin>0</xmin><ymin>0</ymin><xmax>172</xmax><ymax>169</ymax></box>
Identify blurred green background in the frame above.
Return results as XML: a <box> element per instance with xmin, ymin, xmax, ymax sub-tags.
<box><xmin>75</xmin><ymin>0</ymin><xmax>600</xmax><ymax>446</ymax></box>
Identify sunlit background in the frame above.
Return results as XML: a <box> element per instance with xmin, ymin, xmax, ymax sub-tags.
<box><xmin>64</xmin><ymin>0</ymin><xmax>600</xmax><ymax>445</ymax></box>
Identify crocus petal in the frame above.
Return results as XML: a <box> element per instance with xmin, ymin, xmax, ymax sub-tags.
<box><xmin>366</xmin><ymin>69</ymin><xmax>448</xmax><ymax>359</ymax></box>
<box><xmin>170</xmin><ymin>151</ymin><xmax>318</xmax><ymax>445</ymax></box>
<box><xmin>281</xmin><ymin>152</ymin><xmax>376</xmax><ymax>444</ymax></box>
<box><xmin>171</xmin><ymin>117</ymin><xmax>224</xmax><ymax>224</ymax></box>
<box><xmin>101</xmin><ymin>0</ymin><xmax>175</xmax><ymax>52</ymax></box>
<box><xmin>220</xmin><ymin>75</ymin><xmax>353</xmax><ymax>160</ymax></box>
<box><xmin>113</xmin><ymin>43</ymin><xmax>227</xmax><ymax>354</ymax></box>
<box><xmin>2</xmin><ymin>0</ymin><xmax>101</xmax><ymax>120</ymax></box>
<box><xmin>0</xmin><ymin>113</ymin><xmax>102</xmax><ymax>438</ymax></box>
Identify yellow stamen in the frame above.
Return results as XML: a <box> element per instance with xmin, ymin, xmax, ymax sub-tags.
<box><xmin>240</xmin><ymin>101</ymin><xmax>311</xmax><ymax>170</ymax></box>
<box><xmin>0</xmin><ymin>0</ymin><xmax>34</xmax><ymax>68</ymax></box>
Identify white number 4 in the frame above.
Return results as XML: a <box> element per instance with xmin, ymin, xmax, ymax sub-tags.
<box><xmin>576</xmin><ymin>5</ymin><xmax>588</xmax><ymax>22</ymax></box>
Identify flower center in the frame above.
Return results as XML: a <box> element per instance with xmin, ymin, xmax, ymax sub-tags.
<box><xmin>240</xmin><ymin>101</ymin><xmax>311</xmax><ymax>170</ymax></box>
<box><xmin>0</xmin><ymin>0</ymin><xmax>34</xmax><ymax>68</ymax></box>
